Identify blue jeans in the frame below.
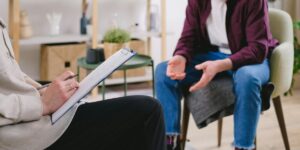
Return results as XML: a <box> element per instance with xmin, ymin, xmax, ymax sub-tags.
<box><xmin>155</xmin><ymin>52</ymin><xmax>270</xmax><ymax>149</ymax></box>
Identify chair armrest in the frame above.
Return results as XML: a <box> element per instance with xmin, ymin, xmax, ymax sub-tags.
<box><xmin>270</xmin><ymin>42</ymin><xmax>294</xmax><ymax>98</ymax></box>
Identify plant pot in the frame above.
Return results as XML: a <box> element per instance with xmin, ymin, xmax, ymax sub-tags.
<box><xmin>129</xmin><ymin>39</ymin><xmax>147</xmax><ymax>55</ymax></box>
<box><xmin>86</xmin><ymin>48</ymin><xmax>105</xmax><ymax>64</ymax></box>
<box><xmin>103</xmin><ymin>42</ymin><xmax>129</xmax><ymax>59</ymax></box>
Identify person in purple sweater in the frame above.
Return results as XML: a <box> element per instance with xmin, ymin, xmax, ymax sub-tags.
<box><xmin>155</xmin><ymin>0</ymin><xmax>278</xmax><ymax>149</ymax></box>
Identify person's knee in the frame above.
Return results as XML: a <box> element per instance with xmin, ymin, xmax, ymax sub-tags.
<box><xmin>141</xmin><ymin>96</ymin><xmax>163</xmax><ymax>114</ymax></box>
<box><xmin>234</xmin><ymin>66</ymin><xmax>261</xmax><ymax>89</ymax></box>
<box><xmin>128</xmin><ymin>95</ymin><xmax>162</xmax><ymax>114</ymax></box>
<box><xmin>233</xmin><ymin>66</ymin><xmax>263</xmax><ymax>106</ymax></box>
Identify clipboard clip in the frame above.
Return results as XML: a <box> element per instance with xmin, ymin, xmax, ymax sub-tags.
<box><xmin>121</xmin><ymin>48</ymin><xmax>133</xmax><ymax>55</ymax></box>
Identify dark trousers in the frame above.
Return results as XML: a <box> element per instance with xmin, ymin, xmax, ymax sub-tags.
<box><xmin>46</xmin><ymin>96</ymin><xmax>166</xmax><ymax>150</ymax></box>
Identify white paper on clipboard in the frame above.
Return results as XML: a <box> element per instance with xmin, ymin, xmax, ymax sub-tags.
<box><xmin>51</xmin><ymin>48</ymin><xmax>136</xmax><ymax>124</ymax></box>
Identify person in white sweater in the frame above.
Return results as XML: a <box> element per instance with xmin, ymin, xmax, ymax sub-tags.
<box><xmin>0</xmin><ymin>18</ymin><xmax>166</xmax><ymax>150</ymax></box>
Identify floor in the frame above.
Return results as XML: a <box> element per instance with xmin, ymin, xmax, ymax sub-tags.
<box><xmin>88</xmin><ymin>83</ymin><xmax>300</xmax><ymax>150</ymax></box>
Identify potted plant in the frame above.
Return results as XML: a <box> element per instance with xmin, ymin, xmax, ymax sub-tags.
<box><xmin>103</xmin><ymin>28</ymin><xmax>131</xmax><ymax>59</ymax></box>
<box><xmin>286</xmin><ymin>21</ymin><xmax>300</xmax><ymax>95</ymax></box>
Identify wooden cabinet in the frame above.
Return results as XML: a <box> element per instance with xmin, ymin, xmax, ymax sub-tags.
<box><xmin>40</xmin><ymin>43</ymin><xmax>87</xmax><ymax>81</ymax></box>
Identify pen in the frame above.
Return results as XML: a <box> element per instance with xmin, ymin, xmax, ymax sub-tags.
<box><xmin>36</xmin><ymin>74</ymin><xmax>79</xmax><ymax>91</ymax></box>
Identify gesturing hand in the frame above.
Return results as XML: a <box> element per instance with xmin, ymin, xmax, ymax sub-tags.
<box><xmin>189</xmin><ymin>61</ymin><xmax>219</xmax><ymax>92</ymax></box>
<box><xmin>189</xmin><ymin>59</ymin><xmax>233</xmax><ymax>92</ymax></box>
<box><xmin>167</xmin><ymin>55</ymin><xmax>187</xmax><ymax>80</ymax></box>
<box><xmin>41</xmin><ymin>71</ymin><xmax>79</xmax><ymax>115</ymax></box>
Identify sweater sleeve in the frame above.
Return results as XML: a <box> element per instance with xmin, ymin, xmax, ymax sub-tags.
<box><xmin>0</xmin><ymin>93</ymin><xmax>43</xmax><ymax>126</ymax></box>
<box><xmin>22</xmin><ymin>71</ymin><xmax>42</xmax><ymax>88</ymax></box>
<box><xmin>173</xmin><ymin>0</ymin><xmax>200</xmax><ymax>63</ymax></box>
<box><xmin>229</xmin><ymin>0</ymin><xmax>270</xmax><ymax>69</ymax></box>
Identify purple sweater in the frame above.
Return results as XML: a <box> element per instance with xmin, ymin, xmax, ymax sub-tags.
<box><xmin>174</xmin><ymin>0</ymin><xmax>278</xmax><ymax>69</ymax></box>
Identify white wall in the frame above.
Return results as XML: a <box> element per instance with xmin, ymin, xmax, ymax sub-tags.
<box><xmin>269</xmin><ymin>0</ymin><xmax>283</xmax><ymax>9</ymax></box>
<box><xmin>0</xmin><ymin>0</ymin><xmax>188</xmax><ymax>79</ymax></box>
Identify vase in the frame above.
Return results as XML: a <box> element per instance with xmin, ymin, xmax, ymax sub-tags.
<box><xmin>86</xmin><ymin>48</ymin><xmax>105</xmax><ymax>64</ymax></box>
<box><xmin>20</xmin><ymin>10</ymin><xmax>33</xmax><ymax>39</ymax></box>
<box><xmin>80</xmin><ymin>13</ymin><xmax>88</xmax><ymax>35</ymax></box>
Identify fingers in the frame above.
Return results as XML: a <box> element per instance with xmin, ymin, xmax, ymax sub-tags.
<box><xmin>195</xmin><ymin>62</ymin><xmax>207</xmax><ymax>70</ymax></box>
<box><xmin>59</xmin><ymin>80</ymin><xmax>79</xmax><ymax>101</ymax></box>
<box><xmin>65</xmin><ymin>86</ymin><xmax>78</xmax><ymax>99</ymax></box>
<box><xmin>189</xmin><ymin>62</ymin><xmax>210</xmax><ymax>91</ymax></box>
<box><xmin>167</xmin><ymin>59</ymin><xmax>186</xmax><ymax>80</ymax></box>
<box><xmin>166</xmin><ymin>64</ymin><xmax>175</xmax><ymax>77</ymax></box>
<box><xmin>57</xmin><ymin>71</ymin><xmax>75</xmax><ymax>81</ymax></box>
<box><xmin>175</xmin><ymin>73</ymin><xmax>186</xmax><ymax>80</ymax></box>
<box><xmin>167</xmin><ymin>58</ymin><xmax>176</xmax><ymax>65</ymax></box>
<box><xmin>167</xmin><ymin>67</ymin><xmax>186</xmax><ymax>80</ymax></box>
<box><xmin>189</xmin><ymin>73</ymin><xmax>211</xmax><ymax>92</ymax></box>
<box><xmin>63</xmin><ymin>79</ymin><xmax>79</xmax><ymax>92</ymax></box>
<box><xmin>169</xmin><ymin>74</ymin><xmax>186</xmax><ymax>80</ymax></box>
<box><xmin>166</xmin><ymin>59</ymin><xmax>177</xmax><ymax>76</ymax></box>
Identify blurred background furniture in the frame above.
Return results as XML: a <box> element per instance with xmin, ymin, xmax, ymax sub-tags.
<box><xmin>6</xmin><ymin>0</ymin><xmax>168</xmax><ymax>97</ymax></box>
<box><xmin>40</xmin><ymin>43</ymin><xmax>87</xmax><ymax>81</ymax></box>
<box><xmin>180</xmin><ymin>8</ymin><xmax>294</xmax><ymax>150</ymax></box>
<box><xmin>77</xmin><ymin>54</ymin><xmax>155</xmax><ymax>100</ymax></box>
<box><xmin>7</xmin><ymin>0</ymin><xmax>167</xmax><ymax>67</ymax></box>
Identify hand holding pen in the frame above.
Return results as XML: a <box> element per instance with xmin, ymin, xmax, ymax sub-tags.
<box><xmin>37</xmin><ymin>74</ymin><xmax>79</xmax><ymax>91</ymax></box>
<box><xmin>40</xmin><ymin>71</ymin><xmax>79</xmax><ymax>116</ymax></box>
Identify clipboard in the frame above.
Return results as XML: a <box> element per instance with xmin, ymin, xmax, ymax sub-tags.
<box><xmin>51</xmin><ymin>48</ymin><xmax>136</xmax><ymax>124</ymax></box>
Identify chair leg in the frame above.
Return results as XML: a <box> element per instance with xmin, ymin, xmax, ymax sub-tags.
<box><xmin>181</xmin><ymin>100</ymin><xmax>190</xmax><ymax>150</ymax></box>
<box><xmin>254</xmin><ymin>136</ymin><xmax>257</xmax><ymax>150</ymax></box>
<box><xmin>273</xmin><ymin>96</ymin><xmax>290</xmax><ymax>150</ymax></box>
<box><xmin>217</xmin><ymin>118</ymin><xmax>223</xmax><ymax>147</ymax></box>
<box><xmin>151</xmin><ymin>61</ymin><xmax>155</xmax><ymax>97</ymax></box>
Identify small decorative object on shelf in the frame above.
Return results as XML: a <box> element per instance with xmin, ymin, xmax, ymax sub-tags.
<box><xmin>80</xmin><ymin>2</ymin><xmax>89</xmax><ymax>35</ymax></box>
<box><xmin>20</xmin><ymin>10</ymin><xmax>33</xmax><ymax>39</ymax></box>
<box><xmin>46</xmin><ymin>12</ymin><xmax>62</xmax><ymax>36</ymax></box>
<box><xmin>150</xmin><ymin>4</ymin><xmax>159</xmax><ymax>32</ymax></box>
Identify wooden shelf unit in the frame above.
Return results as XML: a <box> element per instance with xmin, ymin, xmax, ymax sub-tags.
<box><xmin>19</xmin><ymin>35</ymin><xmax>90</xmax><ymax>46</ymax></box>
<box><xmin>7</xmin><ymin>0</ymin><xmax>100</xmax><ymax>61</ymax></box>
<box><xmin>7</xmin><ymin>0</ymin><xmax>167</xmax><ymax>96</ymax></box>
<box><xmin>7</xmin><ymin>0</ymin><xmax>167</xmax><ymax>62</ymax></box>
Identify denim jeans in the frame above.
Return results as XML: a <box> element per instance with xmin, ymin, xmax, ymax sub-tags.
<box><xmin>155</xmin><ymin>51</ymin><xmax>270</xmax><ymax>149</ymax></box>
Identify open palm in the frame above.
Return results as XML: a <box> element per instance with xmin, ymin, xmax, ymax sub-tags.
<box><xmin>167</xmin><ymin>55</ymin><xmax>187</xmax><ymax>80</ymax></box>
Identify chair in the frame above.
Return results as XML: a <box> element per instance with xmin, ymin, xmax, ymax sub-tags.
<box><xmin>180</xmin><ymin>8</ymin><xmax>294</xmax><ymax>150</ymax></box>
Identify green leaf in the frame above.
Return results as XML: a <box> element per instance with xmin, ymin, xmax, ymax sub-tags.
<box><xmin>103</xmin><ymin>28</ymin><xmax>131</xmax><ymax>43</ymax></box>
<box><xmin>294</xmin><ymin>21</ymin><xmax>300</xmax><ymax>29</ymax></box>
<box><xmin>287</xmin><ymin>20</ymin><xmax>300</xmax><ymax>96</ymax></box>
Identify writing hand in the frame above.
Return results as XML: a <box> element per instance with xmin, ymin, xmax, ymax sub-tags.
<box><xmin>41</xmin><ymin>71</ymin><xmax>79</xmax><ymax>115</ymax></box>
